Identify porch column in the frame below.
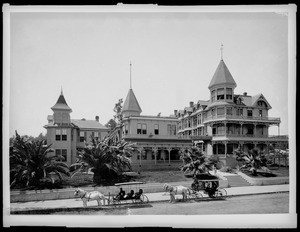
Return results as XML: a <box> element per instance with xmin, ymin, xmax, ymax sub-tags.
<box><xmin>153</xmin><ymin>147</ymin><xmax>158</xmax><ymax>165</ymax></box>
<box><xmin>278</xmin><ymin>124</ymin><xmax>280</xmax><ymax>136</ymax></box>
<box><xmin>138</xmin><ymin>148</ymin><xmax>143</xmax><ymax>167</ymax></box>
<box><xmin>224</xmin><ymin>122</ymin><xmax>227</xmax><ymax>136</ymax></box>
<box><xmin>224</xmin><ymin>141</ymin><xmax>228</xmax><ymax>157</ymax></box>
<box><xmin>254</xmin><ymin>123</ymin><xmax>257</xmax><ymax>137</ymax></box>
<box><xmin>168</xmin><ymin>148</ymin><xmax>172</xmax><ymax>165</ymax></box>
<box><xmin>240</xmin><ymin>123</ymin><xmax>243</xmax><ymax>136</ymax></box>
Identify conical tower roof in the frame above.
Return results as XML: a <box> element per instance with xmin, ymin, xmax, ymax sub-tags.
<box><xmin>51</xmin><ymin>91</ymin><xmax>72</xmax><ymax>112</ymax></box>
<box><xmin>208</xmin><ymin>60</ymin><xmax>236</xmax><ymax>89</ymax></box>
<box><xmin>122</xmin><ymin>88</ymin><xmax>142</xmax><ymax>115</ymax></box>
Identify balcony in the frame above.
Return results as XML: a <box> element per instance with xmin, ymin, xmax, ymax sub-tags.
<box><xmin>203</xmin><ymin>114</ymin><xmax>281</xmax><ymax>124</ymax></box>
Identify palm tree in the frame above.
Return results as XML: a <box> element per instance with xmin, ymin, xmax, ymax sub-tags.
<box><xmin>180</xmin><ymin>145</ymin><xmax>218</xmax><ymax>179</ymax></box>
<box><xmin>233</xmin><ymin>146</ymin><xmax>270</xmax><ymax>176</ymax></box>
<box><xmin>70</xmin><ymin>137</ymin><xmax>136</xmax><ymax>184</ymax></box>
<box><xmin>10</xmin><ymin>131</ymin><xmax>70</xmax><ymax>189</ymax></box>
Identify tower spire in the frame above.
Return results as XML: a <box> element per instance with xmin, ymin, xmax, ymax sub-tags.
<box><xmin>130</xmin><ymin>62</ymin><xmax>132</xmax><ymax>89</ymax></box>
<box><xmin>61</xmin><ymin>86</ymin><xmax>63</xmax><ymax>95</ymax></box>
<box><xmin>220</xmin><ymin>43</ymin><xmax>224</xmax><ymax>60</ymax></box>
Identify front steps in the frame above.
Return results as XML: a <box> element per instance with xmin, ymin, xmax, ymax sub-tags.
<box><xmin>225</xmin><ymin>175</ymin><xmax>252</xmax><ymax>187</ymax></box>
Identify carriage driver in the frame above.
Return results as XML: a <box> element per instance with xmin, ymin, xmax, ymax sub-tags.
<box><xmin>114</xmin><ymin>188</ymin><xmax>125</xmax><ymax>200</ymax></box>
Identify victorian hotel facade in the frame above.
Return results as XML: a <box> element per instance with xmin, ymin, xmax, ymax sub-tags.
<box><xmin>45</xmin><ymin>56</ymin><xmax>288</xmax><ymax>170</ymax></box>
<box><xmin>176</xmin><ymin>58</ymin><xmax>288</xmax><ymax>165</ymax></box>
<box><xmin>111</xmin><ymin>57</ymin><xmax>288</xmax><ymax>170</ymax></box>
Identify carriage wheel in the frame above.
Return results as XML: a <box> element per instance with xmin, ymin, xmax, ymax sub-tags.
<box><xmin>215</xmin><ymin>188</ymin><xmax>227</xmax><ymax>199</ymax></box>
<box><xmin>109</xmin><ymin>198</ymin><xmax>121</xmax><ymax>205</ymax></box>
<box><xmin>140</xmin><ymin>194</ymin><xmax>149</xmax><ymax>203</ymax></box>
<box><xmin>194</xmin><ymin>191</ymin><xmax>203</xmax><ymax>199</ymax></box>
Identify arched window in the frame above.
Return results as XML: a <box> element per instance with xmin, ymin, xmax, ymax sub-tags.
<box><xmin>257</xmin><ymin>100</ymin><xmax>267</xmax><ymax>107</ymax></box>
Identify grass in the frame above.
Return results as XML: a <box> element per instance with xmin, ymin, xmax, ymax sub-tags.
<box><xmin>11</xmin><ymin>167</ymin><xmax>289</xmax><ymax>190</ymax></box>
<box><xmin>60</xmin><ymin>170</ymin><xmax>191</xmax><ymax>188</ymax></box>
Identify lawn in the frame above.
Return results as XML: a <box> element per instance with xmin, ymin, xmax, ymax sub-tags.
<box><xmin>241</xmin><ymin>167</ymin><xmax>289</xmax><ymax>179</ymax></box>
<box><xmin>59</xmin><ymin>170</ymin><xmax>191</xmax><ymax>188</ymax></box>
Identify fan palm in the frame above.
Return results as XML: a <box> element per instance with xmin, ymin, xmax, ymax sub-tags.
<box><xmin>10</xmin><ymin>131</ymin><xmax>70</xmax><ymax>189</ymax></box>
<box><xmin>70</xmin><ymin>137</ymin><xmax>136</xmax><ymax>184</ymax></box>
<box><xmin>180</xmin><ymin>145</ymin><xmax>217</xmax><ymax>179</ymax></box>
<box><xmin>233</xmin><ymin>146</ymin><xmax>270</xmax><ymax>175</ymax></box>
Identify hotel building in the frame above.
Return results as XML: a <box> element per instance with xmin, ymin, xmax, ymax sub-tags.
<box><xmin>44</xmin><ymin>90</ymin><xmax>109</xmax><ymax>165</ymax></box>
<box><xmin>176</xmin><ymin>58</ymin><xmax>288</xmax><ymax>165</ymax></box>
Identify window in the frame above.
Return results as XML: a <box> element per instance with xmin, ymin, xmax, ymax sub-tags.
<box><xmin>217</xmin><ymin>107</ymin><xmax>225</xmax><ymax>115</ymax></box>
<box><xmin>168</xmin><ymin>124</ymin><xmax>177</xmax><ymax>135</ymax></box>
<box><xmin>259</xmin><ymin>110</ymin><xmax>263</xmax><ymax>118</ymax></box>
<box><xmin>193</xmin><ymin>117</ymin><xmax>197</xmax><ymax>126</ymax></box>
<box><xmin>142</xmin><ymin>124</ymin><xmax>147</xmax><ymax>134</ymax></box>
<box><xmin>257</xmin><ymin>100</ymin><xmax>267</xmax><ymax>107</ymax></box>
<box><xmin>211</xmin><ymin>90</ymin><xmax>216</xmax><ymax>102</ymax></box>
<box><xmin>80</xmin><ymin>131</ymin><xmax>85</xmax><ymax>142</ymax></box>
<box><xmin>137</xmin><ymin>124</ymin><xmax>142</xmax><ymax>134</ymax></box>
<box><xmin>94</xmin><ymin>131</ymin><xmax>99</xmax><ymax>139</ymax></box>
<box><xmin>226</xmin><ymin>107</ymin><xmax>232</xmax><ymax>115</ymax></box>
<box><xmin>237</xmin><ymin>108</ymin><xmax>243</xmax><ymax>116</ymax></box>
<box><xmin>124</xmin><ymin>125</ymin><xmax>128</xmax><ymax>135</ymax></box>
<box><xmin>55</xmin><ymin>129</ymin><xmax>61</xmax><ymax>141</ymax></box>
<box><xmin>226</xmin><ymin>88</ymin><xmax>233</xmax><ymax>100</ymax></box>
<box><xmin>62</xmin><ymin>129</ymin><xmax>67</xmax><ymax>141</ymax></box>
<box><xmin>217</xmin><ymin>88</ymin><xmax>225</xmax><ymax>100</ymax></box>
<box><xmin>154</xmin><ymin>124</ymin><xmax>159</xmax><ymax>135</ymax></box>
<box><xmin>142</xmin><ymin>151</ymin><xmax>147</xmax><ymax>160</ymax></box>
<box><xmin>62</xmin><ymin>149</ymin><xmax>67</xmax><ymax>161</ymax></box>
<box><xmin>211</xmin><ymin>109</ymin><xmax>215</xmax><ymax>116</ymax></box>
<box><xmin>55</xmin><ymin>149</ymin><xmax>61</xmax><ymax>157</ymax></box>
<box><xmin>247</xmin><ymin>110</ymin><xmax>253</xmax><ymax>118</ymax></box>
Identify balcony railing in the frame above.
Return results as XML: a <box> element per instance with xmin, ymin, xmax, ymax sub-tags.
<box><xmin>203</xmin><ymin>114</ymin><xmax>281</xmax><ymax>123</ymax></box>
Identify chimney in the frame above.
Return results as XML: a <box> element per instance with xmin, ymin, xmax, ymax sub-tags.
<box><xmin>95</xmin><ymin>116</ymin><xmax>99</xmax><ymax>122</ymax></box>
<box><xmin>243</xmin><ymin>92</ymin><xmax>247</xmax><ymax>96</ymax></box>
<box><xmin>174</xmin><ymin>110</ymin><xmax>178</xmax><ymax>116</ymax></box>
<box><xmin>189</xmin><ymin>101</ymin><xmax>194</xmax><ymax>107</ymax></box>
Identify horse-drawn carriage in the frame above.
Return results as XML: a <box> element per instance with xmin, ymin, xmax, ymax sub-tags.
<box><xmin>163</xmin><ymin>174</ymin><xmax>227</xmax><ymax>203</ymax></box>
<box><xmin>190</xmin><ymin>175</ymin><xmax>227</xmax><ymax>199</ymax></box>
<box><xmin>108</xmin><ymin>181</ymin><xmax>149</xmax><ymax>205</ymax></box>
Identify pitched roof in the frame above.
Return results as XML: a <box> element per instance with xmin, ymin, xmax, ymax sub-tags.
<box><xmin>208</xmin><ymin>60</ymin><xmax>237</xmax><ymax>89</ymax></box>
<box><xmin>51</xmin><ymin>93</ymin><xmax>72</xmax><ymax>111</ymax></box>
<box><xmin>71</xmin><ymin>119</ymin><xmax>108</xmax><ymax>130</ymax></box>
<box><xmin>122</xmin><ymin>89</ymin><xmax>142</xmax><ymax>114</ymax></box>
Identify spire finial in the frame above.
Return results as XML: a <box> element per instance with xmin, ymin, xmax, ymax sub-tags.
<box><xmin>220</xmin><ymin>43</ymin><xmax>224</xmax><ymax>60</ymax></box>
<box><xmin>61</xmin><ymin>86</ymin><xmax>63</xmax><ymax>95</ymax></box>
<box><xmin>130</xmin><ymin>61</ymin><xmax>132</xmax><ymax>89</ymax></box>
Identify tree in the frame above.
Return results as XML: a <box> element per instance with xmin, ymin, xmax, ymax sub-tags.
<box><xmin>233</xmin><ymin>146</ymin><xmax>270</xmax><ymax>176</ymax></box>
<box><xmin>180</xmin><ymin>145</ymin><xmax>218</xmax><ymax>179</ymax></box>
<box><xmin>105</xmin><ymin>118</ymin><xmax>117</xmax><ymax>131</ymax></box>
<box><xmin>113</xmin><ymin>98</ymin><xmax>123</xmax><ymax>124</ymax></box>
<box><xmin>70</xmin><ymin>137</ymin><xmax>136</xmax><ymax>184</ymax></box>
<box><xmin>10</xmin><ymin>131</ymin><xmax>70</xmax><ymax>189</ymax></box>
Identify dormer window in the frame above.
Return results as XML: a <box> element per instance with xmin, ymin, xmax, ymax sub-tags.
<box><xmin>257</xmin><ymin>100</ymin><xmax>267</xmax><ymax>107</ymax></box>
<box><xmin>217</xmin><ymin>88</ymin><xmax>225</xmax><ymax>100</ymax></box>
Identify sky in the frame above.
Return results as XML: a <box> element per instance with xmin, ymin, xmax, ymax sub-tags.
<box><xmin>8</xmin><ymin>8</ymin><xmax>291</xmax><ymax>138</ymax></box>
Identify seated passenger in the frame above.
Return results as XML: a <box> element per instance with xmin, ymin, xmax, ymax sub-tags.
<box><xmin>124</xmin><ymin>190</ymin><xmax>134</xmax><ymax>199</ymax></box>
<box><xmin>114</xmin><ymin>188</ymin><xmax>125</xmax><ymax>200</ymax></box>
<box><xmin>133</xmin><ymin>189</ymin><xmax>143</xmax><ymax>199</ymax></box>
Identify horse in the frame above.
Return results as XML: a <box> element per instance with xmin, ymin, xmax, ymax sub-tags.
<box><xmin>163</xmin><ymin>183</ymin><xmax>191</xmax><ymax>203</ymax></box>
<box><xmin>74</xmin><ymin>188</ymin><xmax>107</xmax><ymax>207</ymax></box>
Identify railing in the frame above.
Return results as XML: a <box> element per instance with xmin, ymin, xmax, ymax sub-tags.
<box><xmin>203</xmin><ymin>114</ymin><xmax>281</xmax><ymax>123</ymax></box>
<box><xmin>123</xmin><ymin>134</ymin><xmax>178</xmax><ymax>139</ymax></box>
